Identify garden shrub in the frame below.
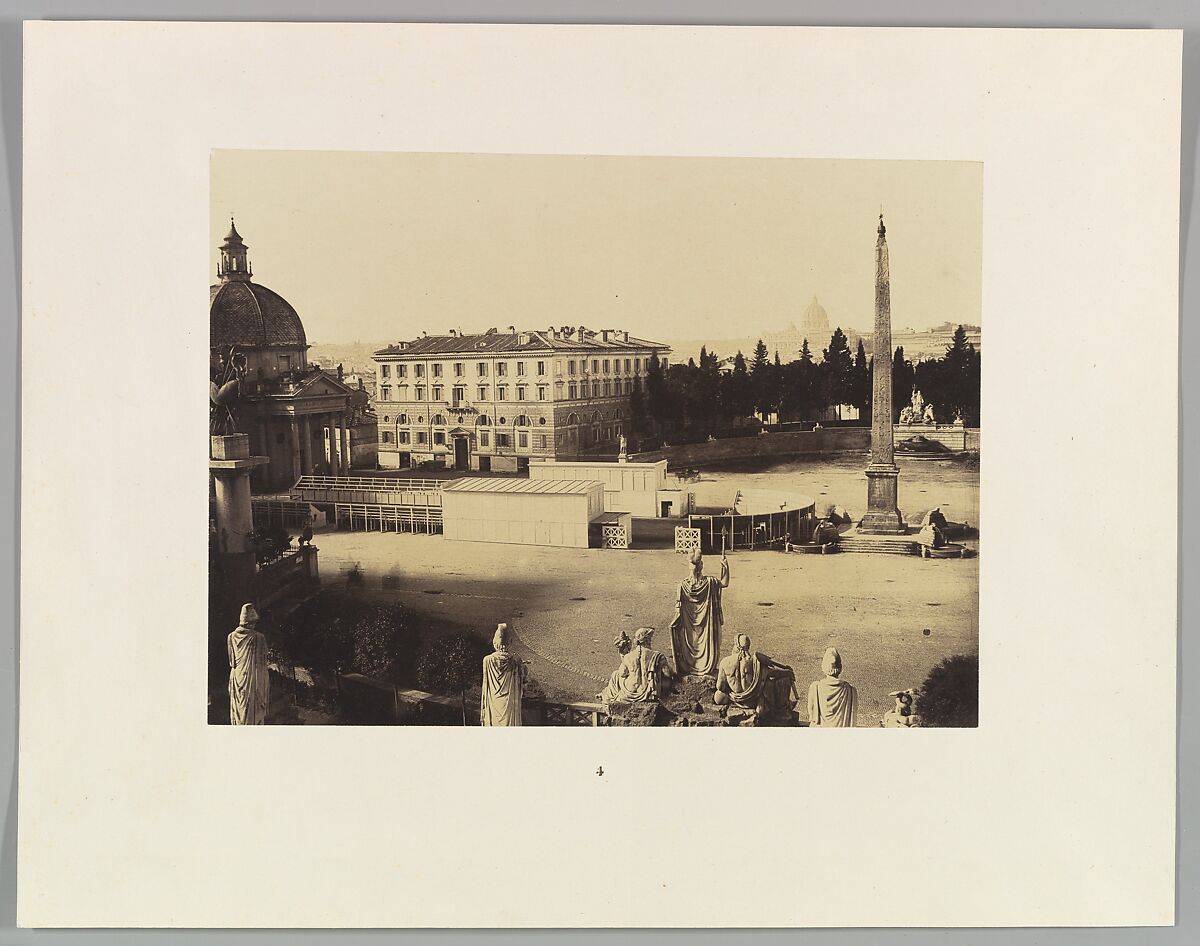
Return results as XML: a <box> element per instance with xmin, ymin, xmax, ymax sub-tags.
<box><xmin>915</xmin><ymin>654</ymin><xmax>979</xmax><ymax>727</ymax></box>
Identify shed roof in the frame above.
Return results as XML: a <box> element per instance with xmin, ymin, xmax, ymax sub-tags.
<box><xmin>442</xmin><ymin>477</ymin><xmax>601</xmax><ymax>495</ymax></box>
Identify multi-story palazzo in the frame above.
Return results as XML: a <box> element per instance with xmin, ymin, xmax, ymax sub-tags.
<box><xmin>373</xmin><ymin>327</ymin><xmax>670</xmax><ymax>472</ymax></box>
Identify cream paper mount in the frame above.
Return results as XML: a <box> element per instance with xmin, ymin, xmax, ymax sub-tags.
<box><xmin>18</xmin><ymin>23</ymin><xmax>1180</xmax><ymax>928</ymax></box>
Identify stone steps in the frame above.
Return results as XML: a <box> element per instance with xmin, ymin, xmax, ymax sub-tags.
<box><xmin>837</xmin><ymin>536</ymin><xmax>920</xmax><ymax>556</ymax></box>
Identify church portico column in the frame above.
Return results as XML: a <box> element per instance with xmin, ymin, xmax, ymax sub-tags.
<box><xmin>329</xmin><ymin>415</ymin><xmax>341</xmax><ymax>475</ymax></box>
<box><xmin>340</xmin><ymin>424</ymin><xmax>352</xmax><ymax>474</ymax></box>
<box><xmin>290</xmin><ymin>419</ymin><xmax>301</xmax><ymax>484</ymax></box>
<box><xmin>300</xmin><ymin>414</ymin><xmax>313</xmax><ymax>475</ymax></box>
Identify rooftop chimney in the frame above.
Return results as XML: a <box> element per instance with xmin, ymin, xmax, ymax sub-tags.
<box><xmin>578</xmin><ymin>325</ymin><xmax>587</xmax><ymax>341</ymax></box>
<box><xmin>507</xmin><ymin>325</ymin><xmax>517</xmax><ymax>334</ymax></box>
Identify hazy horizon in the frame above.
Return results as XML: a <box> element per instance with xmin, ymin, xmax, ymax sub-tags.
<box><xmin>212</xmin><ymin>151</ymin><xmax>982</xmax><ymax>346</ymax></box>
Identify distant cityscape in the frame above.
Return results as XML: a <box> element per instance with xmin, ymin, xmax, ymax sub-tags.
<box><xmin>309</xmin><ymin>302</ymin><xmax>982</xmax><ymax>397</ymax></box>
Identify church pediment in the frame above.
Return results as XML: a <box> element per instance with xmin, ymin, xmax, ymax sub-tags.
<box><xmin>293</xmin><ymin>371</ymin><xmax>355</xmax><ymax>398</ymax></box>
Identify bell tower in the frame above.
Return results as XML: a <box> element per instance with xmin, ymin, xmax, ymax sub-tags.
<box><xmin>218</xmin><ymin>218</ymin><xmax>252</xmax><ymax>282</ymax></box>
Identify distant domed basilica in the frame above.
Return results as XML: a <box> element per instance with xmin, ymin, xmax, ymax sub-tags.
<box><xmin>211</xmin><ymin>221</ymin><xmax>369</xmax><ymax>492</ymax></box>
<box><xmin>799</xmin><ymin>295</ymin><xmax>830</xmax><ymax>342</ymax></box>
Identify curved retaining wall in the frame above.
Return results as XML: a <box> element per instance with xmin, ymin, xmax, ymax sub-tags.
<box><xmin>631</xmin><ymin>426</ymin><xmax>870</xmax><ymax>466</ymax></box>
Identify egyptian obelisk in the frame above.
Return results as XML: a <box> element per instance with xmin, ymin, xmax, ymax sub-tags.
<box><xmin>859</xmin><ymin>214</ymin><xmax>905</xmax><ymax>534</ymax></box>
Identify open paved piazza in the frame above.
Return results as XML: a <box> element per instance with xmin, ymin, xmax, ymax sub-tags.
<box><xmin>308</xmin><ymin>455</ymin><xmax>979</xmax><ymax>725</ymax></box>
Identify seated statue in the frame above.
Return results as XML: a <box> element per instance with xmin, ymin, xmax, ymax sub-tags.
<box><xmin>713</xmin><ymin>633</ymin><xmax>797</xmax><ymax>723</ymax></box>
<box><xmin>922</xmin><ymin>404</ymin><xmax>936</xmax><ymax>425</ymax></box>
<box><xmin>807</xmin><ymin>647</ymin><xmax>858</xmax><ymax>727</ymax></box>
<box><xmin>601</xmin><ymin>627</ymin><xmax>671</xmax><ymax>704</ymax></box>
<box><xmin>881</xmin><ymin>689</ymin><xmax>921</xmax><ymax>728</ymax></box>
<box><xmin>917</xmin><ymin>520</ymin><xmax>947</xmax><ymax>549</ymax></box>
<box><xmin>811</xmin><ymin>518</ymin><xmax>840</xmax><ymax>545</ymax></box>
<box><xmin>598</xmin><ymin>631</ymin><xmax>634</xmax><ymax>702</ymax></box>
<box><xmin>899</xmin><ymin>406</ymin><xmax>915</xmax><ymax>426</ymax></box>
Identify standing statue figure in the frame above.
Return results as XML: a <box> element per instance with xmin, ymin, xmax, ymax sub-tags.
<box><xmin>228</xmin><ymin>603</ymin><xmax>269</xmax><ymax>725</ymax></box>
<box><xmin>669</xmin><ymin>549</ymin><xmax>730</xmax><ymax>678</ymax></box>
<box><xmin>807</xmin><ymin>646</ymin><xmax>858</xmax><ymax>727</ymax></box>
<box><xmin>480</xmin><ymin>623</ymin><xmax>528</xmax><ymax>726</ymax></box>
<box><xmin>713</xmin><ymin>633</ymin><xmax>798</xmax><ymax>723</ymax></box>
<box><xmin>601</xmin><ymin>627</ymin><xmax>671</xmax><ymax>704</ymax></box>
<box><xmin>910</xmin><ymin>387</ymin><xmax>925</xmax><ymax>419</ymax></box>
<box><xmin>617</xmin><ymin>433</ymin><xmax>628</xmax><ymax>460</ymax></box>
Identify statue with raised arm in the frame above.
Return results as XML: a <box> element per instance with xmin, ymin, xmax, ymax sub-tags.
<box><xmin>669</xmin><ymin>549</ymin><xmax>730</xmax><ymax>678</ymax></box>
<box><xmin>480</xmin><ymin>623</ymin><xmax>528</xmax><ymax>726</ymax></box>
<box><xmin>228</xmin><ymin>603</ymin><xmax>269</xmax><ymax>725</ymax></box>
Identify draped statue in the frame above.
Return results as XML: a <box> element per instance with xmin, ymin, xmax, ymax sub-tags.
<box><xmin>714</xmin><ymin>633</ymin><xmax>798</xmax><ymax>723</ymax></box>
<box><xmin>806</xmin><ymin>647</ymin><xmax>858</xmax><ymax>727</ymax></box>
<box><xmin>600</xmin><ymin>627</ymin><xmax>671</xmax><ymax>704</ymax></box>
<box><xmin>669</xmin><ymin>550</ymin><xmax>730</xmax><ymax>678</ymax></box>
<box><xmin>228</xmin><ymin>603</ymin><xmax>269</xmax><ymax>725</ymax></box>
<box><xmin>480</xmin><ymin>623</ymin><xmax>528</xmax><ymax>726</ymax></box>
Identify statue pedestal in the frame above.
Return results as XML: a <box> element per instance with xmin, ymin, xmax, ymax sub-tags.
<box><xmin>859</xmin><ymin>464</ymin><xmax>906</xmax><ymax>534</ymax></box>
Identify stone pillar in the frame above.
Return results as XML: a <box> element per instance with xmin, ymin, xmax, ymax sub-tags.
<box><xmin>328</xmin><ymin>416</ymin><xmax>341</xmax><ymax>475</ymax></box>
<box><xmin>300</xmin><ymin>415</ymin><xmax>313</xmax><ymax>475</ymax></box>
<box><xmin>860</xmin><ymin>215</ymin><xmax>905</xmax><ymax>534</ymax></box>
<box><xmin>289</xmin><ymin>418</ymin><xmax>301</xmax><ymax>484</ymax></box>
<box><xmin>210</xmin><ymin>434</ymin><xmax>269</xmax><ymax>607</ymax></box>
<box><xmin>341</xmin><ymin>423</ymin><xmax>352</xmax><ymax>473</ymax></box>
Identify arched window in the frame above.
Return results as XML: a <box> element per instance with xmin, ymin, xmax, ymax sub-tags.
<box><xmin>432</xmin><ymin>414</ymin><xmax>446</xmax><ymax>426</ymax></box>
<box><xmin>399</xmin><ymin>414</ymin><xmax>408</xmax><ymax>424</ymax></box>
<box><xmin>476</xmin><ymin>415</ymin><xmax>491</xmax><ymax>426</ymax></box>
<box><xmin>515</xmin><ymin>415</ymin><xmax>529</xmax><ymax>426</ymax></box>
<box><xmin>566</xmin><ymin>412</ymin><xmax>579</xmax><ymax>426</ymax></box>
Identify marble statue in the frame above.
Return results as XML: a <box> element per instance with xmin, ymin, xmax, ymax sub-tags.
<box><xmin>910</xmin><ymin>388</ymin><xmax>925</xmax><ymax>418</ymax></box>
<box><xmin>669</xmin><ymin>549</ymin><xmax>730</xmax><ymax>678</ymax></box>
<box><xmin>917</xmin><ymin>519</ymin><xmax>947</xmax><ymax>549</ymax></box>
<box><xmin>617</xmin><ymin>434</ymin><xmax>628</xmax><ymax>459</ymax></box>
<box><xmin>601</xmin><ymin>627</ymin><xmax>670</xmax><ymax>704</ymax></box>
<box><xmin>713</xmin><ymin>633</ymin><xmax>798</xmax><ymax>722</ymax></box>
<box><xmin>811</xmin><ymin>518</ymin><xmax>840</xmax><ymax>545</ymax></box>
<box><xmin>882</xmin><ymin>689</ymin><xmax>921</xmax><ymax>728</ymax></box>
<box><xmin>228</xmin><ymin>603</ymin><xmax>269</xmax><ymax>725</ymax></box>
<box><xmin>922</xmin><ymin>404</ymin><xmax>936</xmax><ymax>425</ymax></box>
<box><xmin>480</xmin><ymin>623</ymin><xmax>528</xmax><ymax>726</ymax></box>
<box><xmin>807</xmin><ymin>647</ymin><xmax>858</xmax><ymax>727</ymax></box>
<box><xmin>899</xmin><ymin>406</ymin><xmax>915</xmax><ymax>425</ymax></box>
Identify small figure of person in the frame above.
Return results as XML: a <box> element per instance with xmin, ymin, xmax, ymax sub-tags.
<box><xmin>228</xmin><ymin>603</ymin><xmax>269</xmax><ymax>725</ymax></box>
<box><xmin>807</xmin><ymin>647</ymin><xmax>858</xmax><ymax>727</ymax></box>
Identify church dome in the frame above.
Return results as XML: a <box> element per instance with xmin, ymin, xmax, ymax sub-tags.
<box><xmin>210</xmin><ymin>280</ymin><xmax>308</xmax><ymax>349</ymax></box>
<box><xmin>801</xmin><ymin>295</ymin><xmax>830</xmax><ymax>335</ymax></box>
<box><xmin>209</xmin><ymin>221</ymin><xmax>307</xmax><ymax>350</ymax></box>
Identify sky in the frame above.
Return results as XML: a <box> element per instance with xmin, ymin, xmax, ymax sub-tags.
<box><xmin>211</xmin><ymin>151</ymin><xmax>982</xmax><ymax>346</ymax></box>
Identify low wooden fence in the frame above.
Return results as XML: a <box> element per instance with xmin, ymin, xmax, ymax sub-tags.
<box><xmin>268</xmin><ymin>663</ymin><xmax>609</xmax><ymax>726</ymax></box>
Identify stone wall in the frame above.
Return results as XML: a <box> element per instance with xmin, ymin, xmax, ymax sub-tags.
<box><xmin>894</xmin><ymin>424</ymin><xmax>981</xmax><ymax>452</ymax></box>
<box><xmin>631</xmin><ymin>426</ymin><xmax>871</xmax><ymax>466</ymax></box>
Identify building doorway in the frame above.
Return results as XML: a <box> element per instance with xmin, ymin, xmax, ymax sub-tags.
<box><xmin>478</xmin><ymin>456</ymin><xmax>491</xmax><ymax>472</ymax></box>
<box><xmin>453</xmin><ymin>437</ymin><xmax>469</xmax><ymax>471</ymax></box>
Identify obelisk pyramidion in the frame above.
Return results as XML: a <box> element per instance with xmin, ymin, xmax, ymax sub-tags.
<box><xmin>859</xmin><ymin>214</ymin><xmax>906</xmax><ymax>534</ymax></box>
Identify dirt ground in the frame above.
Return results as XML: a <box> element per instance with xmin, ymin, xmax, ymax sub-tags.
<box><xmin>307</xmin><ymin>455</ymin><xmax>979</xmax><ymax>725</ymax></box>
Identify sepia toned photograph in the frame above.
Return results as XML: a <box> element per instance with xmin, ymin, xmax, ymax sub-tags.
<box><xmin>209</xmin><ymin>150</ymin><xmax>982</xmax><ymax>729</ymax></box>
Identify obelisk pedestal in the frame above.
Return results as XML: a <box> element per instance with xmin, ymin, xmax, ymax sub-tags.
<box><xmin>859</xmin><ymin>215</ymin><xmax>906</xmax><ymax>535</ymax></box>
